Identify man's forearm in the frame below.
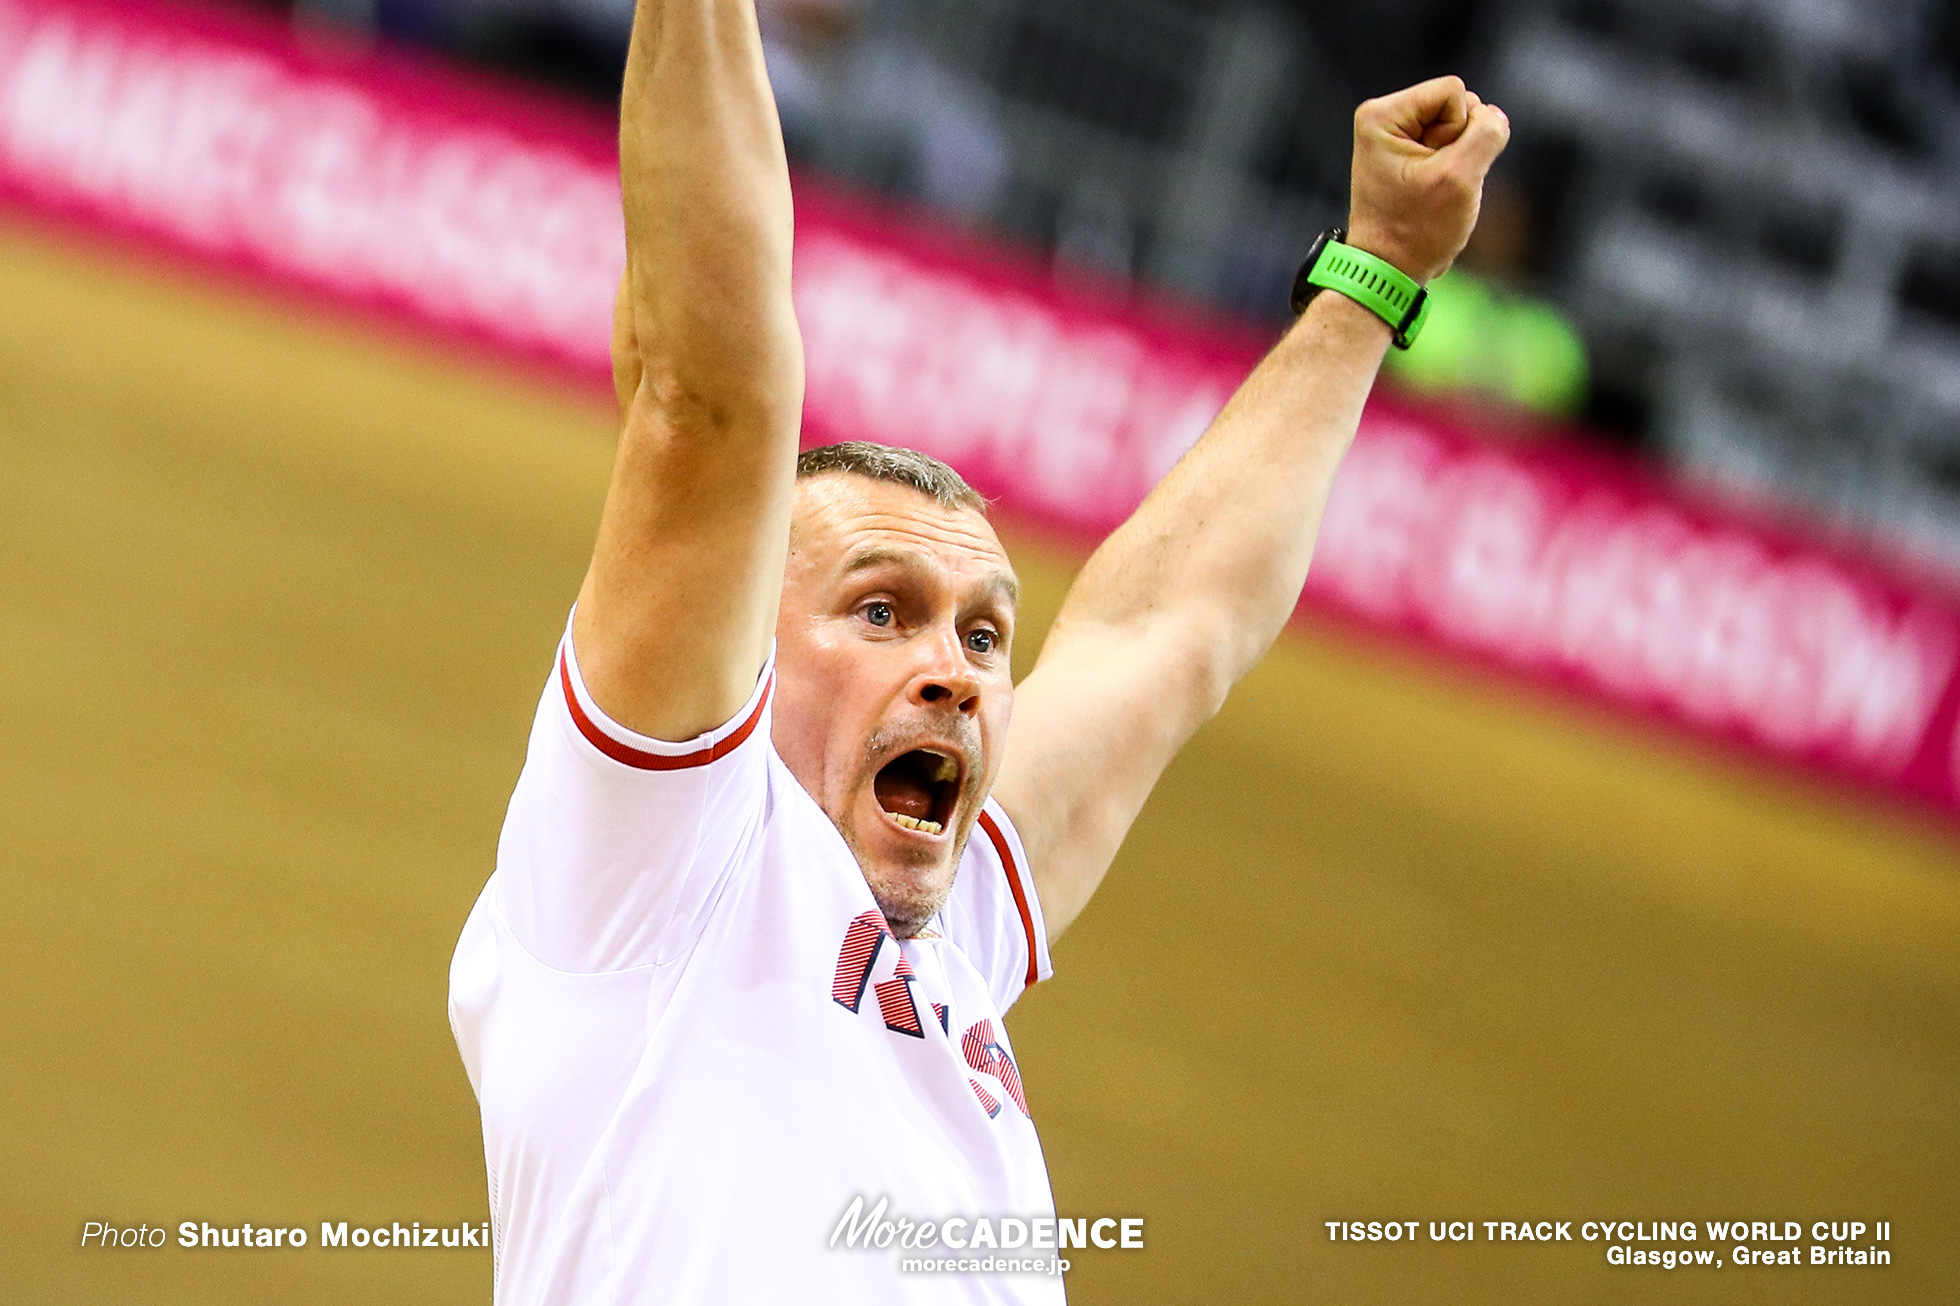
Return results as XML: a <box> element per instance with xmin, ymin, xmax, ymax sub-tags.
<box><xmin>996</xmin><ymin>80</ymin><xmax>1505</xmax><ymax>940</ymax></box>
<box><xmin>617</xmin><ymin>0</ymin><xmax>799</xmax><ymax>410</ymax></box>
<box><xmin>1045</xmin><ymin>290</ymin><xmax>1390</xmax><ymax>709</ymax></box>
<box><xmin>574</xmin><ymin>0</ymin><xmax>803</xmax><ymax>741</ymax></box>
<box><xmin>1045</xmin><ymin>77</ymin><xmax>1508</xmax><ymax>721</ymax></box>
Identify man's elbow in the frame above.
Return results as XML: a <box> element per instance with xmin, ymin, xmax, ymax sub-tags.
<box><xmin>631</xmin><ymin>344</ymin><xmax>805</xmax><ymax>442</ymax></box>
<box><xmin>1161</xmin><ymin>625</ymin><xmax>1240</xmax><ymax>730</ymax></box>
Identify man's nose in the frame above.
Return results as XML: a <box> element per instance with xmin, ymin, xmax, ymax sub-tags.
<box><xmin>907</xmin><ymin>629</ymin><xmax>982</xmax><ymax>716</ymax></box>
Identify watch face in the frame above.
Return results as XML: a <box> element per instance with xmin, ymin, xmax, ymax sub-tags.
<box><xmin>1290</xmin><ymin>229</ymin><xmax>1340</xmax><ymax>317</ymax></box>
<box><xmin>1289</xmin><ymin>265</ymin><xmax>1320</xmax><ymax>317</ymax></box>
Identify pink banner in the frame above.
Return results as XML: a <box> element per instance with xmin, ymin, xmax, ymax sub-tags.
<box><xmin>6</xmin><ymin>0</ymin><xmax>1960</xmax><ymax>817</ymax></box>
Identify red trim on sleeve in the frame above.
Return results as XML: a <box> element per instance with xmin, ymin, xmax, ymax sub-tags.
<box><xmin>976</xmin><ymin>808</ymin><xmax>1039</xmax><ymax>992</ymax></box>
<box><xmin>559</xmin><ymin>648</ymin><xmax>772</xmax><ymax>770</ymax></box>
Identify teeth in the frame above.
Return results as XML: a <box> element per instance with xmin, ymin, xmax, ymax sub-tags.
<box><xmin>930</xmin><ymin>754</ymin><xmax>959</xmax><ymax>784</ymax></box>
<box><xmin>889</xmin><ymin>814</ymin><xmax>945</xmax><ymax>835</ymax></box>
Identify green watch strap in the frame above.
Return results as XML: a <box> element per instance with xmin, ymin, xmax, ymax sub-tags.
<box><xmin>1295</xmin><ymin>230</ymin><xmax>1430</xmax><ymax>349</ymax></box>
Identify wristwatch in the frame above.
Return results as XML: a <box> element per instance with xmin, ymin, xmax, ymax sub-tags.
<box><xmin>1289</xmin><ymin>228</ymin><xmax>1430</xmax><ymax>350</ymax></box>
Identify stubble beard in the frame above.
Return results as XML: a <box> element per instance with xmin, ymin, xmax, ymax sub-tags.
<box><xmin>839</xmin><ymin>820</ymin><xmax>970</xmax><ymax>938</ymax></box>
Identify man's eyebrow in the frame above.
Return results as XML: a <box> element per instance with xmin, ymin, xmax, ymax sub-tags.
<box><xmin>840</xmin><ymin>546</ymin><xmax>930</xmax><ymax>575</ymax></box>
<box><xmin>839</xmin><ymin>546</ymin><xmax>1019</xmax><ymax>608</ymax></box>
<box><xmin>976</xmin><ymin>569</ymin><xmax>1020</xmax><ymax>609</ymax></box>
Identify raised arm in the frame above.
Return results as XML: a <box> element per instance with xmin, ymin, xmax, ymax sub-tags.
<box><xmin>993</xmin><ymin>77</ymin><xmax>1509</xmax><ymax>940</ymax></box>
<box><xmin>573</xmin><ymin>0</ymin><xmax>803</xmax><ymax>739</ymax></box>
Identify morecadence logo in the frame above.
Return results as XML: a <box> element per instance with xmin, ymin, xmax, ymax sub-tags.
<box><xmin>830</xmin><ymin>1194</ymin><xmax>1142</xmax><ymax>1277</ymax></box>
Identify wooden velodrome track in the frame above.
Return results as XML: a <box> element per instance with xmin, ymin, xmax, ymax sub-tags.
<box><xmin>2</xmin><ymin>215</ymin><xmax>1956</xmax><ymax>1305</ymax></box>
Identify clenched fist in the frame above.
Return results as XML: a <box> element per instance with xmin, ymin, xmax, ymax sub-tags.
<box><xmin>1345</xmin><ymin>76</ymin><xmax>1511</xmax><ymax>286</ymax></box>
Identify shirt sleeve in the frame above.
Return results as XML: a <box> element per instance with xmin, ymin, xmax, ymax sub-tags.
<box><xmin>935</xmin><ymin>797</ymin><xmax>1054</xmax><ymax>1013</ymax></box>
<box><xmin>490</xmin><ymin>615</ymin><xmax>775</xmax><ymax>974</ymax></box>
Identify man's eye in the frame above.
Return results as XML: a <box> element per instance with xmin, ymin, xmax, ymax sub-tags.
<box><xmin>862</xmin><ymin>602</ymin><xmax>894</xmax><ymax>628</ymax></box>
<box><xmin>966</xmin><ymin>629</ymin><xmax>997</xmax><ymax>654</ymax></box>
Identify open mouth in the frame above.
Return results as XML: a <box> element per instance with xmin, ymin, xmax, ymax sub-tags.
<box><xmin>872</xmin><ymin>749</ymin><xmax>962</xmax><ymax>837</ymax></box>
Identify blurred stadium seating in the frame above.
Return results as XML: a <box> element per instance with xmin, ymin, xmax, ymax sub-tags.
<box><xmin>1487</xmin><ymin>0</ymin><xmax>1960</xmax><ymax>573</ymax></box>
<box><xmin>279</xmin><ymin>0</ymin><xmax>1960</xmax><ymax>573</ymax></box>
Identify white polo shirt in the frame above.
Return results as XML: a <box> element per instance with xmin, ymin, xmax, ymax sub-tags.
<box><xmin>449</xmin><ymin>624</ymin><xmax>1060</xmax><ymax>1304</ymax></box>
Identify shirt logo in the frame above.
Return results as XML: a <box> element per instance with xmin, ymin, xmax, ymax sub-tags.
<box><xmin>831</xmin><ymin>910</ymin><xmax>924</xmax><ymax>1037</ymax></box>
<box><xmin>830</xmin><ymin>910</ymin><xmax>1029</xmax><ymax>1119</ymax></box>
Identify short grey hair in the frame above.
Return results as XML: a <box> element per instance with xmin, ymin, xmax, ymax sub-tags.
<box><xmin>795</xmin><ymin>441</ymin><xmax>986</xmax><ymax>514</ymax></box>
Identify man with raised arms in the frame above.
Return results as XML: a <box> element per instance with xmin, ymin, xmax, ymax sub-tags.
<box><xmin>447</xmin><ymin>0</ymin><xmax>1508</xmax><ymax>1300</ymax></box>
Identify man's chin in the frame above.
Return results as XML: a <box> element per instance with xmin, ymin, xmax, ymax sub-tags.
<box><xmin>831</xmin><ymin>804</ymin><xmax>968</xmax><ymax>936</ymax></box>
<box><xmin>864</xmin><ymin>858</ymin><xmax>955</xmax><ymax>937</ymax></box>
<box><xmin>845</xmin><ymin>829</ymin><xmax>959</xmax><ymax>937</ymax></box>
